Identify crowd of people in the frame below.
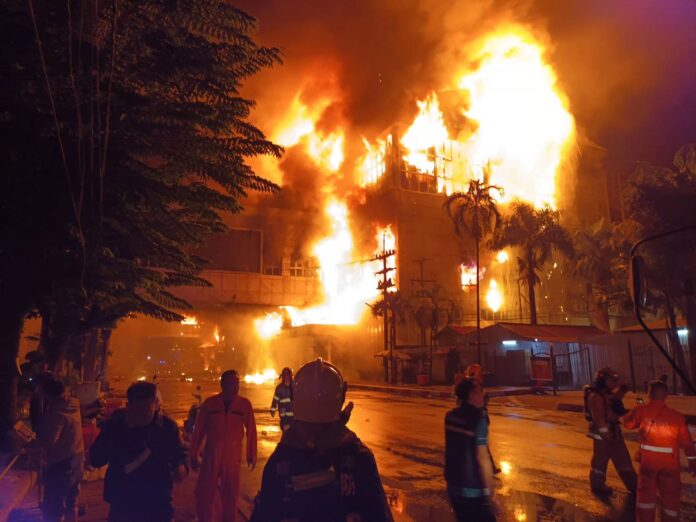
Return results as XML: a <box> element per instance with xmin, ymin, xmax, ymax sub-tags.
<box><xmin>25</xmin><ymin>359</ymin><xmax>696</xmax><ymax>522</ymax></box>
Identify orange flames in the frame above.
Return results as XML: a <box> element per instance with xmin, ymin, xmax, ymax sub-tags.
<box><xmin>359</xmin><ymin>28</ymin><xmax>575</xmax><ymax>208</ymax></box>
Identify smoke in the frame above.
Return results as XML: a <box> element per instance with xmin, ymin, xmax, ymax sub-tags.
<box><xmin>240</xmin><ymin>0</ymin><xmax>695</xmax><ymax>179</ymax></box>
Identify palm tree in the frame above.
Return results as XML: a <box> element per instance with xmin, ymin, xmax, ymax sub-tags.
<box><xmin>444</xmin><ymin>179</ymin><xmax>502</xmax><ymax>361</ymax></box>
<box><xmin>490</xmin><ymin>202</ymin><xmax>573</xmax><ymax>325</ymax></box>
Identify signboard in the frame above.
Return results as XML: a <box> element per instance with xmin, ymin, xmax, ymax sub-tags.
<box><xmin>531</xmin><ymin>356</ymin><xmax>553</xmax><ymax>382</ymax></box>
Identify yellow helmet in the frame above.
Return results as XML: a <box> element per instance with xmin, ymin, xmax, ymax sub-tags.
<box><xmin>293</xmin><ymin>358</ymin><xmax>346</xmax><ymax>423</ymax></box>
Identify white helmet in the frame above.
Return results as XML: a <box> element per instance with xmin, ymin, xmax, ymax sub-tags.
<box><xmin>293</xmin><ymin>358</ymin><xmax>346</xmax><ymax>423</ymax></box>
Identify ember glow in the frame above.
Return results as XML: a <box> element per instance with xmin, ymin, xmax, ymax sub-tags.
<box><xmin>254</xmin><ymin>311</ymin><xmax>284</xmax><ymax>340</ymax></box>
<box><xmin>243</xmin><ymin>368</ymin><xmax>278</xmax><ymax>385</ymax></box>
<box><xmin>496</xmin><ymin>250</ymin><xmax>509</xmax><ymax>263</ymax></box>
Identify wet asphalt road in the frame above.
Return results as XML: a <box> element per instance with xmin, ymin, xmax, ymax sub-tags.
<box><xmin>150</xmin><ymin>379</ymin><xmax>696</xmax><ymax>521</ymax></box>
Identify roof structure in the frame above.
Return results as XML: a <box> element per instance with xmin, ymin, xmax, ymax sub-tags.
<box><xmin>436</xmin><ymin>322</ymin><xmax>605</xmax><ymax>343</ymax></box>
<box><xmin>495</xmin><ymin>322</ymin><xmax>605</xmax><ymax>343</ymax></box>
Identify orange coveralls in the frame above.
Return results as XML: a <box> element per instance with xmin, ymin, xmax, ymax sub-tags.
<box><xmin>190</xmin><ymin>394</ymin><xmax>257</xmax><ymax>522</ymax></box>
<box><xmin>623</xmin><ymin>400</ymin><xmax>696</xmax><ymax>521</ymax></box>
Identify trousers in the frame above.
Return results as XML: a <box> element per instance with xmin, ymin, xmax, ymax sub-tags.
<box><xmin>636</xmin><ymin>466</ymin><xmax>681</xmax><ymax>521</ymax></box>
<box><xmin>589</xmin><ymin>438</ymin><xmax>637</xmax><ymax>492</ymax></box>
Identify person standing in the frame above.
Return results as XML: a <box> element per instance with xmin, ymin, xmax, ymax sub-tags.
<box><xmin>250</xmin><ymin>358</ymin><xmax>393</xmax><ymax>522</ymax></box>
<box><xmin>191</xmin><ymin>369</ymin><xmax>257</xmax><ymax>522</ymax></box>
<box><xmin>37</xmin><ymin>379</ymin><xmax>84</xmax><ymax>522</ymax></box>
<box><xmin>89</xmin><ymin>381</ymin><xmax>188</xmax><ymax>522</ymax></box>
<box><xmin>622</xmin><ymin>380</ymin><xmax>696</xmax><ymax>521</ymax></box>
<box><xmin>584</xmin><ymin>367</ymin><xmax>637</xmax><ymax>496</ymax></box>
<box><xmin>270</xmin><ymin>367</ymin><xmax>294</xmax><ymax>431</ymax></box>
<box><xmin>445</xmin><ymin>378</ymin><xmax>499</xmax><ymax>522</ymax></box>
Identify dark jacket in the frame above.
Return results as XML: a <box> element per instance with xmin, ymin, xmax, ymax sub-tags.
<box><xmin>89</xmin><ymin>409</ymin><xmax>188</xmax><ymax>515</ymax></box>
<box><xmin>250</xmin><ymin>422</ymin><xmax>393</xmax><ymax>522</ymax></box>
<box><xmin>445</xmin><ymin>403</ymin><xmax>487</xmax><ymax>495</ymax></box>
<box><xmin>270</xmin><ymin>382</ymin><xmax>294</xmax><ymax>426</ymax></box>
<box><xmin>38</xmin><ymin>396</ymin><xmax>84</xmax><ymax>467</ymax></box>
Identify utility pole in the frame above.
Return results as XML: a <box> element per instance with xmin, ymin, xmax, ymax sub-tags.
<box><xmin>374</xmin><ymin>235</ymin><xmax>396</xmax><ymax>383</ymax></box>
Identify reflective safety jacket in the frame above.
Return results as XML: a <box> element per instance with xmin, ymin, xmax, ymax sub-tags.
<box><xmin>250</xmin><ymin>422</ymin><xmax>393</xmax><ymax>522</ymax></box>
<box><xmin>444</xmin><ymin>403</ymin><xmax>488</xmax><ymax>497</ymax></box>
<box><xmin>622</xmin><ymin>399</ymin><xmax>696</xmax><ymax>469</ymax></box>
<box><xmin>270</xmin><ymin>383</ymin><xmax>293</xmax><ymax>426</ymax></box>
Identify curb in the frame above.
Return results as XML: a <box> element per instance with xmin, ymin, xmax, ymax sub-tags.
<box><xmin>555</xmin><ymin>403</ymin><xmax>696</xmax><ymax>426</ymax></box>
<box><xmin>349</xmin><ymin>383</ymin><xmax>535</xmax><ymax>400</ymax></box>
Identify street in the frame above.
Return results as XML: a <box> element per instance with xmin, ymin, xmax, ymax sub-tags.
<box><xmin>154</xmin><ymin>380</ymin><xmax>696</xmax><ymax>521</ymax></box>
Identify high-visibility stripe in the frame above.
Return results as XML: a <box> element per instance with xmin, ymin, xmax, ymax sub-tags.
<box><xmin>640</xmin><ymin>444</ymin><xmax>673</xmax><ymax>454</ymax></box>
<box><xmin>279</xmin><ymin>398</ymin><xmax>292</xmax><ymax>403</ymax></box>
<box><xmin>587</xmin><ymin>433</ymin><xmax>603</xmax><ymax>440</ymax></box>
<box><xmin>280</xmin><ymin>411</ymin><xmax>294</xmax><ymax>417</ymax></box>
<box><xmin>598</xmin><ymin>427</ymin><xmax>609</xmax><ymax>433</ymax></box>
<box><xmin>447</xmin><ymin>486</ymin><xmax>490</xmax><ymax>498</ymax></box>
<box><xmin>637</xmin><ymin>502</ymin><xmax>656</xmax><ymax>509</ymax></box>
<box><xmin>663</xmin><ymin>508</ymin><xmax>678</xmax><ymax>517</ymax></box>
<box><xmin>687</xmin><ymin>456</ymin><xmax>696</xmax><ymax>460</ymax></box>
<box><xmin>590</xmin><ymin>468</ymin><xmax>606</xmax><ymax>476</ymax></box>
<box><xmin>273</xmin><ymin>395</ymin><xmax>280</xmax><ymax>401</ymax></box>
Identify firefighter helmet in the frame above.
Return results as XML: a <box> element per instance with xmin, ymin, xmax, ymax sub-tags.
<box><xmin>595</xmin><ymin>367</ymin><xmax>619</xmax><ymax>389</ymax></box>
<box><xmin>293</xmin><ymin>358</ymin><xmax>346</xmax><ymax>423</ymax></box>
<box><xmin>280</xmin><ymin>367</ymin><xmax>293</xmax><ymax>379</ymax></box>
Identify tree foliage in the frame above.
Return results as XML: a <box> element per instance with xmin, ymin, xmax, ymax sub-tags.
<box><xmin>1</xmin><ymin>0</ymin><xmax>281</xmax><ymax>430</ymax></box>
<box><xmin>490</xmin><ymin>202</ymin><xmax>573</xmax><ymax>325</ymax></box>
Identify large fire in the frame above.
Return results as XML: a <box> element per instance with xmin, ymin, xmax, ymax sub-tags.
<box><xmin>359</xmin><ymin>28</ymin><xmax>575</xmax><ymax>208</ymax></box>
<box><xmin>283</xmin><ymin>202</ymin><xmax>392</xmax><ymax>327</ymax></box>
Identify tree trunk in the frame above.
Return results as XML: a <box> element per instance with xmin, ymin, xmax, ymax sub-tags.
<box><xmin>527</xmin><ymin>250</ymin><xmax>538</xmax><ymax>325</ymax></box>
<box><xmin>0</xmin><ymin>305</ymin><xmax>25</xmax><ymax>437</ymax></box>
<box><xmin>475</xmin><ymin>238</ymin><xmax>482</xmax><ymax>363</ymax></box>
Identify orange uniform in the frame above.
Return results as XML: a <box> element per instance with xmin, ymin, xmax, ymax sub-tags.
<box><xmin>623</xmin><ymin>400</ymin><xmax>696</xmax><ymax>521</ymax></box>
<box><xmin>191</xmin><ymin>394</ymin><xmax>257</xmax><ymax>522</ymax></box>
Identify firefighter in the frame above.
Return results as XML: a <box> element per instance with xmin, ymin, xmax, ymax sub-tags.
<box><xmin>270</xmin><ymin>367</ymin><xmax>294</xmax><ymax>431</ymax></box>
<box><xmin>584</xmin><ymin>367</ymin><xmax>637</xmax><ymax>496</ymax></box>
<box><xmin>190</xmin><ymin>369</ymin><xmax>257</xmax><ymax>522</ymax></box>
<box><xmin>622</xmin><ymin>380</ymin><xmax>696</xmax><ymax>521</ymax></box>
<box><xmin>250</xmin><ymin>358</ymin><xmax>393</xmax><ymax>522</ymax></box>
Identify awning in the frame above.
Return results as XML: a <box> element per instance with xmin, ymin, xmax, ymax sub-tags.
<box><xmin>496</xmin><ymin>322</ymin><xmax>605</xmax><ymax>343</ymax></box>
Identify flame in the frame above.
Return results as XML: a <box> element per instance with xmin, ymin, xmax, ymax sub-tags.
<box><xmin>496</xmin><ymin>250</ymin><xmax>509</xmax><ymax>263</ymax></box>
<box><xmin>213</xmin><ymin>326</ymin><xmax>222</xmax><ymax>344</ymax></box>
<box><xmin>363</xmin><ymin>29</ymin><xmax>575</xmax><ymax>208</ymax></box>
<box><xmin>254</xmin><ymin>312</ymin><xmax>284</xmax><ymax>340</ymax></box>
<box><xmin>283</xmin><ymin>201</ymin><xmax>387</xmax><ymax>327</ymax></box>
<box><xmin>485</xmin><ymin>279</ymin><xmax>503</xmax><ymax>312</ymax></box>
<box><xmin>357</xmin><ymin>137</ymin><xmax>386</xmax><ymax>187</ymax></box>
<box><xmin>180</xmin><ymin>315</ymin><xmax>198</xmax><ymax>326</ymax></box>
<box><xmin>460</xmin><ymin>263</ymin><xmax>486</xmax><ymax>291</ymax></box>
<box><xmin>400</xmin><ymin>94</ymin><xmax>449</xmax><ymax>174</ymax></box>
<box><xmin>458</xmin><ymin>30</ymin><xmax>575</xmax><ymax>208</ymax></box>
<box><xmin>244</xmin><ymin>368</ymin><xmax>278</xmax><ymax>385</ymax></box>
<box><xmin>272</xmin><ymin>92</ymin><xmax>345</xmax><ymax>173</ymax></box>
